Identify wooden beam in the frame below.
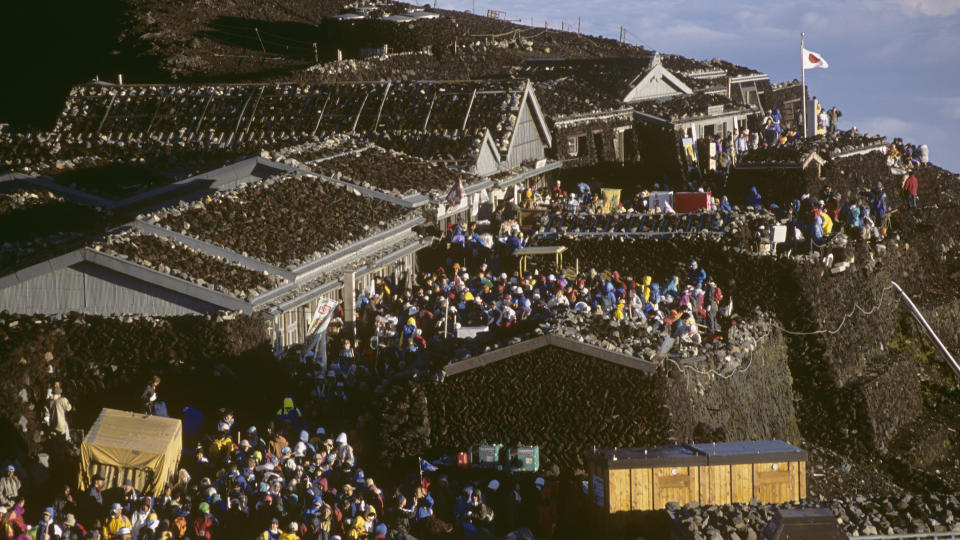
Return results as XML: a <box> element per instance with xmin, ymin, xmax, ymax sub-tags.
<box><xmin>351</xmin><ymin>91</ymin><xmax>370</xmax><ymax>133</ymax></box>
<box><xmin>311</xmin><ymin>95</ymin><xmax>331</xmax><ymax>137</ymax></box>
<box><xmin>95</xmin><ymin>93</ymin><xmax>118</xmax><ymax>136</ymax></box>
<box><xmin>461</xmin><ymin>88</ymin><xmax>477</xmax><ymax>131</ymax></box>
<box><xmin>423</xmin><ymin>93</ymin><xmax>437</xmax><ymax>131</ymax></box>
<box><xmin>372</xmin><ymin>81</ymin><xmax>392</xmax><ymax>132</ymax></box>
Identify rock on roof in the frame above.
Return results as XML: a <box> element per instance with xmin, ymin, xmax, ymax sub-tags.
<box><xmin>152</xmin><ymin>172</ymin><xmax>414</xmax><ymax>270</ymax></box>
<box><xmin>0</xmin><ymin>186</ymin><xmax>113</xmax><ymax>276</ymax></box>
<box><xmin>96</xmin><ymin>230</ymin><xmax>286</xmax><ymax>302</ymax></box>
<box><xmin>54</xmin><ymin>79</ymin><xmax>533</xmax><ymax>164</ymax></box>
<box><xmin>307</xmin><ymin>144</ymin><xmax>479</xmax><ymax>198</ymax></box>
<box><xmin>532</xmin><ymin>78</ymin><xmax>626</xmax><ymax>118</ymax></box>
<box><xmin>520</xmin><ymin>57</ymin><xmax>655</xmax><ymax>117</ymax></box>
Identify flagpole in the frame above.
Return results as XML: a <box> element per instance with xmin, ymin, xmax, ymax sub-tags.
<box><xmin>801</xmin><ymin>32</ymin><xmax>807</xmax><ymax>138</ymax></box>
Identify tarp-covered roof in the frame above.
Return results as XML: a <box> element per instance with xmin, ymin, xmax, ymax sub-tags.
<box><xmin>79</xmin><ymin>408</ymin><xmax>182</xmax><ymax>497</ymax></box>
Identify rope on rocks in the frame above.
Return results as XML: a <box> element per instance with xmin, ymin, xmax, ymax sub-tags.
<box><xmin>664</xmin><ymin>333</ymin><xmax>763</xmax><ymax>381</ymax></box>
<box><xmin>773</xmin><ymin>284</ymin><xmax>895</xmax><ymax>336</ymax></box>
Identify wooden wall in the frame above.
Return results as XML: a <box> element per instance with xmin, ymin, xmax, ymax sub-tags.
<box><xmin>598</xmin><ymin>459</ymin><xmax>806</xmax><ymax>513</ymax></box>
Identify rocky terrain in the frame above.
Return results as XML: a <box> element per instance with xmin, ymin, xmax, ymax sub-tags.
<box><xmin>0</xmin><ymin>311</ymin><xmax>277</xmax><ymax>456</ymax></box>
<box><xmin>669</xmin><ymin>493</ymin><xmax>960</xmax><ymax>539</ymax></box>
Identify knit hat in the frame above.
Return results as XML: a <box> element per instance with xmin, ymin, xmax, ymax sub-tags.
<box><xmin>198</xmin><ymin>502</ymin><xmax>210</xmax><ymax>513</ymax></box>
<box><xmin>487</xmin><ymin>479</ymin><xmax>500</xmax><ymax>491</ymax></box>
<box><xmin>375</xmin><ymin>523</ymin><xmax>388</xmax><ymax>536</ymax></box>
<box><xmin>64</xmin><ymin>514</ymin><xmax>77</xmax><ymax>526</ymax></box>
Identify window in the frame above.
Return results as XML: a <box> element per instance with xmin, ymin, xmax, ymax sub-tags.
<box><xmin>567</xmin><ymin>136</ymin><xmax>579</xmax><ymax>157</ymax></box>
<box><xmin>741</xmin><ymin>85</ymin><xmax>761</xmax><ymax>108</ymax></box>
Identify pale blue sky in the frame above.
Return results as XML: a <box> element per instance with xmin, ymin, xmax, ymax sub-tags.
<box><xmin>442</xmin><ymin>0</ymin><xmax>960</xmax><ymax>173</ymax></box>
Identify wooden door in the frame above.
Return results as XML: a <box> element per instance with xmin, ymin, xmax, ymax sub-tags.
<box><xmin>631</xmin><ymin>468</ymin><xmax>653</xmax><ymax>511</ymax></box>
<box><xmin>754</xmin><ymin>462</ymin><xmax>791</xmax><ymax>503</ymax></box>
<box><xmin>653</xmin><ymin>466</ymin><xmax>698</xmax><ymax>509</ymax></box>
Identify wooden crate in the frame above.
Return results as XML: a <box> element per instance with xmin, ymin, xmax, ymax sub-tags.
<box><xmin>587</xmin><ymin>445</ymin><xmax>708</xmax><ymax>513</ymax></box>
<box><xmin>586</xmin><ymin>440</ymin><xmax>807</xmax><ymax>514</ymax></box>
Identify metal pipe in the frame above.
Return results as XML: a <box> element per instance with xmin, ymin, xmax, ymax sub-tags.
<box><xmin>890</xmin><ymin>280</ymin><xmax>960</xmax><ymax>380</ymax></box>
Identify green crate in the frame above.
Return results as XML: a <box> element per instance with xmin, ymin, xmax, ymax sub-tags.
<box><xmin>468</xmin><ymin>444</ymin><xmax>504</xmax><ymax>469</ymax></box>
<box><xmin>507</xmin><ymin>445</ymin><xmax>540</xmax><ymax>472</ymax></box>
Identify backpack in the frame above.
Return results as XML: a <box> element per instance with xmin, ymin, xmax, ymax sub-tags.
<box><xmin>713</xmin><ymin>285</ymin><xmax>723</xmax><ymax>304</ymax></box>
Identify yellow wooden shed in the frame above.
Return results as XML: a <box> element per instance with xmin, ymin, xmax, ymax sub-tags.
<box><xmin>586</xmin><ymin>440</ymin><xmax>807</xmax><ymax>513</ymax></box>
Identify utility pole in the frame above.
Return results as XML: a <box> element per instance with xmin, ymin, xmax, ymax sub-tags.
<box><xmin>578</xmin><ymin>17</ymin><xmax>581</xmax><ymax>35</ymax></box>
<box><xmin>801</xmin><ymin>32</ymin><xmax>807</xmax><ymax>137</ymax></box>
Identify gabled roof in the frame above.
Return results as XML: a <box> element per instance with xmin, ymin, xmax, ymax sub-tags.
<box><xmin>0</xmin><ymin>163</ymin><xmax>430</xmax><ymax>315</ymax></box>
<box><xmin>442</xmin><ymin>334</ymin><xmax>660</xmax><ymax>377</ymax></box>
<box><xmin>520</xmin><ymin>56</ymin><xmax>658</xmax><ymax>116</ymax></box>
<box><xmin>623</xmin><ymin>55</ymin><xmax>694</xmax><ymax>103</ymax></box>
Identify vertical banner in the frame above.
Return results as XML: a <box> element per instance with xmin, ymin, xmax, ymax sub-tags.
<box><xmin>302</xmin><ymin>299</ymin><xmax>339</xmax><ymax>369</ymax></box>
<box><xmin>601</xmin><ymin>188</ymin><xmax>621</xmax><ymax>213</ymax></box>
<box><xmin>682</xmin><ymin>138</ymin><xmax>697</xmax><ymax>166</ymax></box>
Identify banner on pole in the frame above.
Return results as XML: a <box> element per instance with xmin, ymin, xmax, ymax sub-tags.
<box><xmin>303</xmin><ymin>299</ymin><xmax>339</xmax><ymax>363</ymax></box>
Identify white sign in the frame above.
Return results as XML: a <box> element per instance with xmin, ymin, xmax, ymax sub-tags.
<box><xmin>456</xmin><ymin>326</ymin><xmax>489</xmax><ymax>339</ymax></box>
<box><xmin>535</xmin><ymin>158</ymin><xmax>548</xmax><ymax>169</ymax></box>
<box><xmin>648</xmin><ymin>191</ymin><xmax>674</xmax><ymax>212</ymax></box>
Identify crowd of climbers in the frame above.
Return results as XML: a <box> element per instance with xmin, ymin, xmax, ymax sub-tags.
<box><xmin>2</xmin><ymin>212</ymin><xmax>737</xmax><ymax>539</ymax></box>
<box><xmin>1</xmin><ymin>96</ymin><xmax>929</xmax><ymax>538</ymax></box>
<box><xmin>740</xmin><ymin>138</ymin><xmax>926</xmax><ymax>251</ymax></box>
<box><xmin>2</xmin><ymin>401</ymin><xmax>562</xmax><ymax>540</ymax></box>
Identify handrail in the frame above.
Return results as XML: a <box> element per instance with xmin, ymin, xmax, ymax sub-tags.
<box><xmin>890</xmin><ymin>280</ymin><xmax>960</xmax><ymax>381</ymax></box>
<box><xmin>856</xmin><ymin>532</ymin><xmax>960</xmax><ymax>539</ymax></box>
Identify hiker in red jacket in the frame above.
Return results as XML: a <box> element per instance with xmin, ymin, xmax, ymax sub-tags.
<box><xmin>902</xmin><ymin>172</ymin><xmax>919</xmax><ymax>209</ymax></box>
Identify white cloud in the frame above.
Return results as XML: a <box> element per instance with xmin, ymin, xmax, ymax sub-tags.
<box><xmin>856</xmin><ymin>116</ymin><xmax>913</xmax><ymax>138</ymax></box>
<box><xmin>928</xmin><ymin>97</ymin><xmax>960</xmax><ymax>120</ymax></box>
<box><xmin>889</xmin><ymin>0</ymin><xmax>960</xmax><ymax>16</ymax></box>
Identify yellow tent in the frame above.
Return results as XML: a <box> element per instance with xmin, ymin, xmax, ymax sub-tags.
<box><xmin>79</xmin><ymin>409</ymin><xmax>182</xmax><ymax>497</ymax></box>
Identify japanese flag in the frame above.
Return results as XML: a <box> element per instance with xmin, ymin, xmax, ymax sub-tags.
<box><xmin>802</xmin><ymin>48</ymin><xmax>829</xmax><ymax>69</ymax></box>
